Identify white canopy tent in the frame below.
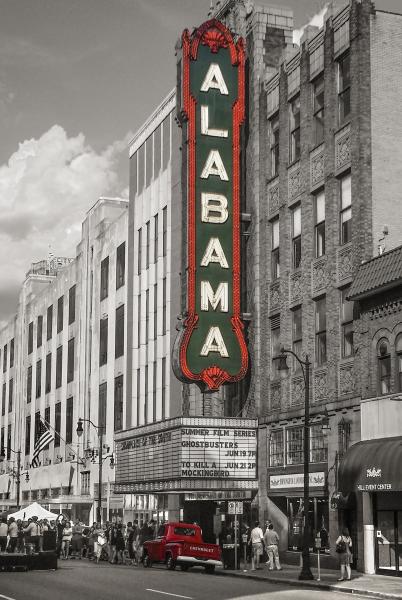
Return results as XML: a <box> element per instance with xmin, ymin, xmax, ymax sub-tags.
<box><xmin>8</xmin><ymin>502</ymin><xmax>58</xmax><ymax>521</ymax></box>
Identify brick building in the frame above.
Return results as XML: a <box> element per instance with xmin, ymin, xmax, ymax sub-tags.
<box><xmin>255</xmin><ymin>0</ymin><xmax>402</xmax><ymax>574</ymax></box>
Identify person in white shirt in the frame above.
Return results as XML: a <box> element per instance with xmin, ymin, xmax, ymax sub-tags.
<box><xmin>250</xmin><ymin>521</ymin><xmax>264</xmax><ymax>570</ymax></box>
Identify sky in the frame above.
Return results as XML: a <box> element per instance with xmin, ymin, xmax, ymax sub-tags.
<box><xmin>0</xmin><ymin>0</ymin><xmax>400</xmax><ymax>326</ymax></box>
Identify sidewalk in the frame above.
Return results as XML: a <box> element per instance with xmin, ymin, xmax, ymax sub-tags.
<box><xmin>216</xmin><ymin>562</ymin><xmax>402</xmax><ymax>599</ymax></box>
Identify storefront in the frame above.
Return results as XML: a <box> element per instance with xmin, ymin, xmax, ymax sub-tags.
<box><xmin>338</xmin><ymin>435</ymin><xmax>402</xmax><ymax>576</ymax></box>
<box><xmin>115</xmin><ymin>417</ymin><xmax>258</xmax><ymax>541</ymax></box>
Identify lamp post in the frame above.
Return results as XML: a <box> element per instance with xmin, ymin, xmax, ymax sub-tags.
<box><xmin>76</xmin><ymin>418</ymin><xmax>114</xmax><ymax>525</ymax></box>
<box><xmin>0</xmin><ymin>446</ymin><xmax>29</xmax><ymax>509</ymax></box>
<box><xmin>273</xmin><ymin>347</ymin><xmax>314</xmax><ymax>581</ymax></box>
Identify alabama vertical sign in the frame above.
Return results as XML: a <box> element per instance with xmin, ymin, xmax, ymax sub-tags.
<box><xmin>175</xmin><ymin>19</ymin><xmax>248</xmax><ymax>391</ymax></box>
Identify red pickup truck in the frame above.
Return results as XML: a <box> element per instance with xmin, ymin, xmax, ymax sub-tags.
<box><xmin>143</xmin><ymin>522</ymin><xmax>222</xmax><ymax>573</ymax></box>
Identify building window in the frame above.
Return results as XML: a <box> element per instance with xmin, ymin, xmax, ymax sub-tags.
<box><xmin>153</xmin><ymin>283</ymin><xmax>158</xmax><ymax>340</ymax></box>
<box><xmin>7</xmin><ymin>425</ymin><xmax>11</xmax><ymax>460</ymax></box>
<box><xmin>288</xmin><ymin>66</ymin><xmax>300</xmax><ymax>97</ymax></box>
<box><xmin>81</xmin><ymin>471</ymin><xmax>90</xmax><ymax>495</ymax></box>
<box><xmin>144</xmin><ymin>364</ymin><xmax>149</xmax><ymax>424</ymax></box>
<box><xmin>154</xmin><ymin>124</ymin><xmax>162</xmax><ymax>176</ymax></box>
<box><xmin>341</xmin><ymin>288</ymin><xmax>354</xmax><ymax>357</ymax></box>
<box><xmin>2</xmin><ymin>383</ymin><xmax>5</xmax><ymax>416</ymax></box>
<box><xmin>340</xmin><ymin>173</ymin><xmax>351</xmax><ymax>244</ymax></box>
<box><xmin>2</xmin><ymin>344</ymin><xmax>6</xmax><ymax>373</ymax></box>
<box><xmin>310</xmin><ymin>423</ymin><xmax>328</xmax><ymax>462</ymax></box>
<box><xmin>291</xmin><ymin>204</ymin><xmax>301</xmax><ymax>269</ymax></box>
<box><xmin>46</xmin><ymin>353</ymin><xmax>52</xmax><ymax>393</ymax></box>
<box><xmin>162</xmin><ymin>206</ymin><xmax>167</xmax><ymax>257</ymax></box>
<box><xmin>271</xmin><ymin>218</ymin><xmax>280</xmax><ymax>279</ymax></box>
<box><xmin>100</xmin><ymin>257</ymin><xmax>109</xmax><ymax>301</ymax></box>
<box><xmin>145</xmin><ymin>289</ymin><xmax>149</xmax><ymax>342</ymax></box>
<box><xmin>270</xmin><ymin>314</ymin><xmax>281</xmax><ymax>359</ymax></box>
<box><xmin>338</xmin><ymin>417</ymin><xmax>351</xmax><ymax>460</ymax></box>
<box><xmin>334</xmin><ymin>20</ymin><xmax>350</xmax><ymax>56</ymax></box>
<box><xmin>314</xmin><ymin>191</ymin><xmax>325</xmax><ymax>258</ymax></box>
<box><xmin>56</xmin><ymin>346</ymin><xmax>63</xmax><ymax>389</ymax></box>
<box><xmin>286</xmin><ymin>426</ymin><xmax>303</xmax><ymax>465</ymax></box>
<box><xmin>269</xmin><ymin>114</ymin><xmax>279</xmax><ymax>178</ymax></box>
<box><xmin>27</xmin><ymin>366</ymin><xmax>32</xmax><ymax>403</ymax></box>
<box><xmin>28</xmin><ymin>322</ymin><xmax>33</xmax><ymax>355</ymax></box>
<box><xmin>36</xmin><ymin>359</ymin><xmax>42</xmax><ymax>398</ymax></box>
<box><xmin>25</xmin><ymin>415</ymin><xmax>31</xmax><ymax>456</ymax></box>
<box><xmin>136</xmin><ymin>368</ymin><xmax>141</xmax><ymax>425</ymax></box>
<box><xmin>114</xmin><ymin>375</ymin><xmax>123</xmax><ymax>432</ymax></box>
<box><xmin>57</xmin><ymin>296</ymin><xmax>64</xmax><ymax>333</ymax></box>
<box><xmin>338</xmin><ymin>52</ymin><xmax>350</xmax><ymax>124</ymax></box>
<box><xmin>137</xmin><ymin>229</ymin><xmax>142</xmax><ymax>275</ymax></box>
<box><xmin>98</xmin><ymin>382</ymin><xmax>107</xmax><ymax>433</ymax></box>
<box><xmin>313</xmin><ymin>75</ymin><xmax>324</xmax><ymax>145</ymax></box>
<box><xmin>138</xmin><ymin>143</ymin><xmax>145</xmax><ymax>194</ymax></box>
<box><xmin>267</xmin><ymin>84</ymin><xmax>279</xmax><ymax>116</ymax></box>
<box><xmin>10</xmin><ymin>338</ymin><xmax>14</xmax><ymax>368</ymax></box>
<box><xmin>68</xmin><ymin>285</ymin><xmax>76</xmax><ymax>325</ymax></box>
<box><xmin>137</xmin><ymin>294</ymin><xmax>141</xmax><ymax>347</ymax></box>
<box><xmin>396</xmin><ymin>334</ymin><xmax>402</xmax><ymax>391</ymax></box>
<box><xmin>37</xmin><ymin>316</ymin><xmax>43</xmax><ymax>348</ymax></box>
<box><xmin>115</xmin><ymin>305</ymin><xmax>124</xmax><ymax>358</ymax></box>
<box><xmin>146</xmin><ymin>135</ymin><xmax>153</xmax><ymax>188</ymax></box>
<box><xmin>289</xmin><ymin>95</ymin><xmax>300</xmax><ymax>163</ymax></box>
<box><xmin>292</xmin><ymin>306</ymin><xmax>302</xmax><ymax>370</ymax></box>
<box><xmin>44</xmin><ymin>407</ymin><xmax>50</xmax><ymax>448</ymax></box>
<box><xmin>162</xmin><ymin>114</ymin><xmax>171</xmax><ymax>171</ymax></box>
<box><xmin>310</xmin><ymin>44</ymin><xmax>324</xmax><ymax>78</ymax></box>
<box><xmin>8</xmin><ymin>378</ymin><xmax>13</xmax><ymax>413</ymax></box>
<box><xmin>146</xmin><ymin>221</ymin><xmax>150</xmax><ymax>269</ymax></box>
<box><xmin>378</xmin><ymin>338</ymin><xmax>391</xmax><ymax>395</ymax></box>
<box><xmin>66</xmin><ymin>397</ymin><xmax>73</xmax><ymax>444</ymax></box>
<box><xmin>67</xmin><ymin>338</ymin><xmax>74</xmax><ymax>383</ymax></box>
<box><xmin>99</xmin><ymin>318</ymin><xmax>108</xmax><ymax>366</ymax></box>
<box><xmin>154</xmin><ymin>214</ymin><xmax>159</xmax><ymax>263</ymax></box>
<box><xmin>54</xmin><ymin>402</ymin><xmax>61</xmax><ymax>448</ymax></box>
<box><xmin>47</xmin><ymin>305</ymin><xmax>53</xmax><ymax>340</ymax></box>
<box><xmin>162</xmin><ymin>277</ymin><xmax>167</xmax><ymax>335</ymax></box>
<box><xmin>34</xmin><ymin>411</ymin><xmax>41</xmax><ymax>443</ymax></box>
<box><xmin>116</xmin><ymin>242</ymin><xmax>125</xmax><ymax>289</ymax></box>
<box><xmin>269</xmin><ymin>429</ymin><xmax>284</xmax><ymax>467</ymax></box>
<box><xmin>161</xmin><ymin>357</ymin><xmax>166</xmax><ymax>420</ymax></box>
<box><xmin>0</xmin><ymin>428</ymin><xmax>4</xmax><ymax>459</ymax></box>
<box><xmin>152</xmin><ymin>361</ymin><xmax>157</xmax><ymax>422</ymax></box>
<box><xmin>315</xmin><ymin>297</ymin><xmax>327</xmax><ymax>366</ymax></box>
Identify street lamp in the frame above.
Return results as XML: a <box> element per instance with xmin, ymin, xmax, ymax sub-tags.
<box><xmin>76</xmin><ymin>418</ymin><xmax>114</xmax><ymax>524</ymax></box>
<box><xmin>0</xmin><ymin>446</ymin><xmax>29</xmax><ymax>509</ymax></box>
<box><xmin>273</xmin><ymin>347</ymin><xmax>314</xmax><ymax>581</ymax></box>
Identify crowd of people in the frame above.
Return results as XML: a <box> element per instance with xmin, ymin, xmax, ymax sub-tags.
<box><xmin>0</xmin><ymin>514</ymin><xmax>158</xmax><ymax>566</ymax></box>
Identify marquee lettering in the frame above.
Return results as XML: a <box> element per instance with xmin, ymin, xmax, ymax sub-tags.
<box><xmin>174</xmin><ymin>19</ymin><xmax>249</xmax><ymax>390</ymax></box>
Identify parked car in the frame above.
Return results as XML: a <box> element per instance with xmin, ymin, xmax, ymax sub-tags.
<box><xmin>143</xmin><ymin>522</ymin><xmax>222</xmax><ymax>573</ymax></box>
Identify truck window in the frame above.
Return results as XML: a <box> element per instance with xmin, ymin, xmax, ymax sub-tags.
<box><xmin>173</xmin><ymin>527</ymin><xmax>196</xmax><ymax>537</ymax></box>
<box><xmin>157</xmin><ymin>525</ymin><xmax>166</xmax><ymax>537</ymax></box>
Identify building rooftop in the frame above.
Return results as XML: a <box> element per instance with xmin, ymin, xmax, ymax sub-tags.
<box><xmin>348</xmin><ymin>245</ymin><xmax>402</xmax><ymax>300</ymax></box>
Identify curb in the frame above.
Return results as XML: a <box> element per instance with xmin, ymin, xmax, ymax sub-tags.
<box><xmin>214</xmin><ymin>569</ymin><xmax>402</xmax><ymax>600</ymax></box>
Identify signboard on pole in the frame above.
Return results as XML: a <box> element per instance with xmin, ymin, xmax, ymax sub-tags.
<box><xmin>228</xmin><ymin>501</ymin><xmax>243</xmax><ymax>515</ymax></box>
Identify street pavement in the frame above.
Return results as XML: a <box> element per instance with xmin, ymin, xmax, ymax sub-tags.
<box><xmin>0</xmin><ymin>560</ymin><xmax>377</xmax><ymax>600</ymax></box>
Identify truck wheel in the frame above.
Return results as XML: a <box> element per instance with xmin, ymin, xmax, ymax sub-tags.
<box><xmin>180</xmin><ymin>565</ymin><xmax>189</xmax><ymax>571</ymax></box>
<box><xmin>143</xmin><ymin>554</ymin><xmax>152</xmax><ymax>568</ymax></box>
<box><xmin>166</xmin><ymin>554</ymin><xmax>176</xmax><ymax>570</ymax></box>
<box><xmin>205</xmin><ymin>565</ymin><xmax>215</xmax><ymax>574</ymax></box>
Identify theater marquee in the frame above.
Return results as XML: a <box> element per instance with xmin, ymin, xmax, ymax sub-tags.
<box><xmin>174</xmin><ymin>19</ymin><xmax>248</xmax><ymax>391</ymax></box>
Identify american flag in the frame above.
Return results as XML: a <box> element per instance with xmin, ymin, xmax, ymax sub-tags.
<box><xmin>31</xmin><ymin>420</ymin><xmax>54</xmax><ymax>468</ymax></box>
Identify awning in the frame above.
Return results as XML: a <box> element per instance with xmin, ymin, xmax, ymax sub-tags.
<box><xmin>338</xmin><ymin>436</ymin><xmax>402</xmax><ymax>493</ymax></box>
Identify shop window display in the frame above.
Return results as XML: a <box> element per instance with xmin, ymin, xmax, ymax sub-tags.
<box><xmin>287</xmin><ymin>497</ymin><xmax>329</xmax><ymax>552</ymax></box>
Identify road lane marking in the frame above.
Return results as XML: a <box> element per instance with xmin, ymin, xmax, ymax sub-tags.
<box><xmin>0</xmin><ymin>594</ymin><xmax>18</xmax><ymax>600</ymax></box>
<box><xmin>146</xmin><ymin>590</ymin><xmax>193</xmax><ymax>599</ymax></box>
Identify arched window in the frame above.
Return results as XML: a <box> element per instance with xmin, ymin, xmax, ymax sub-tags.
<box><xmin>377</xmin><ymin>338</ymin><xmax>391</xmax><ymax>395</ymax></box>
<box><xmin>396</xmin><ymin>334</ymin><xmax>402</xmax><ymax>391</ymax></box>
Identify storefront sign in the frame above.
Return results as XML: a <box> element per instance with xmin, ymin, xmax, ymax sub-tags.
<box><xmin>184</xmin><ymin>490</ymin><xmax>253</xmax><ymax>501</ymax></box>
<box><xmin>269</xmin><ymin>472</ymin><xmax>325</xmax><ymax>490</ymax></box>
<box><xmin>357</xmin><ymin>483</ymin><xmax>393</xmax><ymax>491</ymax></box>
<box><xmin>115</xmin><ymin>417</ymin><xmax>257</xmax><ymax>491</ymax></box>
<box><xmin>174</xmin><ymin>19</ymin><xmax>248</xmax><ymax>391</ymax></box>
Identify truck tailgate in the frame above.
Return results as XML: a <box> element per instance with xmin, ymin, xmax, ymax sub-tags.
<box><xmin>180</xmin><ymin>542</ymin><xmax>221</xmax><ymax>560</ymax></box>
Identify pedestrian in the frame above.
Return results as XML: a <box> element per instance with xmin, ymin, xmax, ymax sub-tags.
<box><xmin>263</xmin><ymin>523</ymin><xmax>281</xmax><ymax>571</ymax></box>
<box><xmin>71</xmin><ymin>519</ymin><xmax>83</xmax><ymax>559</ymax></box>
<box><xmin>56</xmin><ymin>517</ymin><xmax>65</xmax><ymax>558</ymax></box>
<box><xmin>62</xmin><ymin>520</ymin><xmax>73</xmax><ymax>559</ymax></box>
<box><xmin>93</xmin><ymin>523</ymin><xmax>106</xmax><ymax>564</ymax></box>
<box><xmin>0</xmin><ymin>516</ymin><xmax>8</xmax><ymax>553</ymax></box>
<box><xmin>23</xmin><ymin>515</ymin><xmax>40</xmax><ymax>553</ymax></box>
<box><xmin>250</xmin><ymin>521</ymin><xmax>264</xmax><ymax>571</ymax></box>
<box><xmin>7</xmin><ymin>517</ymin><xmax>18</xmax><ymax>553</ymax></box>
<box><xmin>114</xmin><ymin>523</ymin><xmax>125</xmax><ymax>564</ymax></box>
<box><xmin>335</xmin><ymin>527</ymin><xmax>353</xmax><ymax>581</ymax></box>
<box><xmin>16</xmin><ymin>519</ymin><xmax>24</xmax><ymax>553</ymax></box>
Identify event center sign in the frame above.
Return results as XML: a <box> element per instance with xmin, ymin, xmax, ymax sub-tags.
<box><xmin>176</xmin><ymin>19</ymin><xmax>248</xmax><ymax>391</ymax></box>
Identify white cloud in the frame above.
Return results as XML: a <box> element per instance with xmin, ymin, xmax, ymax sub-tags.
<box><xmin>0</xmin><ymin>124</ymin><xmax>131</xmax><ymax>325</ymax></box>
<box><xmin>293</xmin><ymin>4</ymin><xmax>329</xmax><ymax>46</ymax></box>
